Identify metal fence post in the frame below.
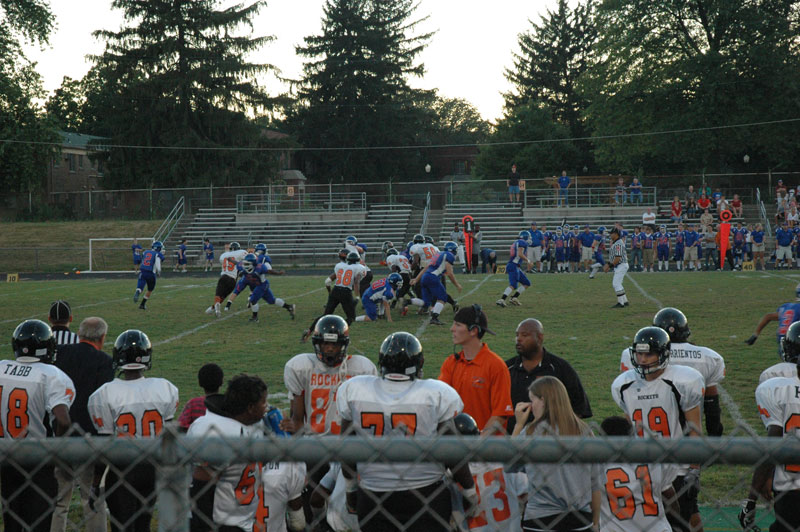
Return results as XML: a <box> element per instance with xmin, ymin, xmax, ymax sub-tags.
<box><xmin>157</xmin><ymin>427</ymin><xmax>191</xmax><ymax>532</ymax></box>
<box><xmin>149</xmin><ymin>188</ymin><xmax>153</xmax><ymax>219</ymax></box>
<box><xmin>209</xmin><ymin>183</ymin><xmax>213</xmax><ymax>207</ymax></box>
<box><xmin>89</xmin><ymin>190</ymin><xmax>92</xmax><ymax>217</ymax></box>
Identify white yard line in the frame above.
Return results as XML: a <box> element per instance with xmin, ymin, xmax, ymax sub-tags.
<box><xmin>625</xmin><ymin>274</ymin><xmax>664</xmax><ymax>308</ymax></box>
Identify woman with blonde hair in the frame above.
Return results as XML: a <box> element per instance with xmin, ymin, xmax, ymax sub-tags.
<box><xmin>512</xmin><ymin>376</ymin><xmax>595</xmax><ymax>531</ymax></box>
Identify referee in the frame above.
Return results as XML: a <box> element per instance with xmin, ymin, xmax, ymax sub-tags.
<box><xmin>48</xmin><ymin>300</ymin><xmax>79</xmax><ymax>345</ymax></box>
<box><xmin>604</xmin><ymin>228</ymin><xmax>630</xmax><ymax>308</ymax></box>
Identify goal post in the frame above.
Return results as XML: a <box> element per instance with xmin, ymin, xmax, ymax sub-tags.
<box><xmin>88</xmin><ymin>237</ymin><xmax>155</xmax><ymax>274</ymax></box>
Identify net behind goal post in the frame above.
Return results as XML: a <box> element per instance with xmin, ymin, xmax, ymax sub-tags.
<box><xmin>88</xmin><ymin>237</ymin><xmax>155</xmax><ymax>273</ymax></box>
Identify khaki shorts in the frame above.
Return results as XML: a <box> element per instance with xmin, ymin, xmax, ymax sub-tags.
<box><xmin>684</xmin><ymin>247</ymin><xmax>698</xmax><ymax>261</ymax></box>
<box><xmin>643</xmin><ymin>248</ymin><xmax>654</xmax><ymax>264</ymax></box>
<box><xmin>777</xmin><ymin>246</ymin><xmax>793</xmax><ymax>260</ymax></box>
<box><xmin>581</xmin><ymin>247</ymin><xmax>594</xmax><ymax>262</ymax></box>
<box><xmin>753</xmin><ymin>242</ymin><xmax>765</xmax><ymax>253</ymax></box>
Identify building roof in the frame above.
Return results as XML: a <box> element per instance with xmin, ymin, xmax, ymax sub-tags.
<box><xmin>58</xmin><ymin>131</ymin><xmax>109</xmax><ymax>150</ymax></box>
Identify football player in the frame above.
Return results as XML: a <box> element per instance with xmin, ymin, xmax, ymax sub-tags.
<box><xmin>496</xmin><ymin>231</ymin><xmax>531</xmax><ymax>307</ymax></box>
<box><xmin>131</xmin><ymin>238</ymin><xmax>143</xmax><ymax>272</ymax></box>
<box><xmin>553</xmin><ymin>226</ymin><xmax>567</xmax><ymax>272</ymax></box>
<box><xmin>254</xmin><ymin>242</ymin><xmax>272</xmax><ymax>266</ymax></box>
<box><xmin>740</xmin><ymin>321</ymin><xmax>800</xmax><ymax>532</ymax></box>
<box><xmin>732</xmin><ymin>221</ymin><xmax>747</xmax><ymax>270</ymax></box>
<box><xmin>655</xmin><ymin>224</ymin><xmax>671</xmax><ymax>271</ymax></box>
<box><xmin>385</xmin><ymin>247</ymin><xmax>413</xmax><ymax>308</ymax></box>
<box><xmin>356</xmin><ymin>273</ymin><xmax>403</xmax><ymax>322</ymax></box>
<box><xmin>612</xmin><ymin>326</ymin><xmax>705</xmax><ymax>532</ymax></box>
<box><xmin>673</xmin><ymin>223</ymin><xmax>686</xmax><ymax>271</ymax></box>
<box><xmin>226</xmin><ymin>253</ymin><xmax>295</xmax><ymax>322</ymax></box>
<box><xmin>759</xmin><ymin>320</ymin><xmax>800</xmax><ymax>382</ymax></box>
<box><xmin>2</xmin><ymin>320</ymin><xmax>74</xmax><ymax>532</ymax></box>
<box><xmin>88</xmin><ymin>329</ymin><xmax>179</xmax><ymax>532</ymax></box>
<box><xmin>410</xmin><ymin>241</ymin><xmax>462</xmax><ymax>325</ymax></box>
<box><xmin>187</xmin><ymin>374</ymin><xmax>269</xmax><ymax>531</ymax></box>
<box><xmin>175</xmin><ymin>238</ymin><xmax>188</xmax><ymax>272</ymax></box>
<box><xmin>324</xmin><ymin>252</ymin><xmax>366</xmax><ymax>324</ymax></box>
<box><xmin>745</xmin><ymin>283</ymin><xmax>800</xmax><ymax>357</ymax></box>
<box><xmin>336</xmin><ymin>332</ymin><xmax>478</xmax><ymax>532</ymax></box>
<box><xmin>202</xmin><ymin>238</ymin><xmax>214</xmax><ymax>271</ymax></box>
<box><xmin>588</xmin><ymin>225</ymin><xmax>607</xmax><ymax>279</ymax></box>
<box><xmin>620</xmin><ymin>308</ymin><xmax>726</xmax><ymax>436</ymax></box>
<box><xmin>569</xmin><ymin>225</ymin><xmax>581</xmax><ymax>273</ymax></box>
<box><xmin>205</xmin><ymin>241</ymin><xmax>247</xmax><ymax>318</ymax></box>
<box><xmin>133</xmin><ymin>240</ymin><xmax>165</xmax><ymax>310</ymax></box>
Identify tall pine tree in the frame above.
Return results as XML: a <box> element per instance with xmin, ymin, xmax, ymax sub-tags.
<box><xmin>91</xmin><ymin>0</ymin><xmax>283</xmax><ymax>187</ymax></box>
<box><xmin>287</xmin><ymin>0</ymin><xmax>434</xmax><ymax>184</ymax></box>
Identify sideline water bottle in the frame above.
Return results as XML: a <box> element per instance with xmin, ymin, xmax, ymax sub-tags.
<box><xmin>265</xmin><ymin>406</ymin><xmax>289</xmax><ymax>437</ymax></box>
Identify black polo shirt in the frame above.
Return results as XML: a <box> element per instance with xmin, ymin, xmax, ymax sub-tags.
<box><xmin>54</xmin><ymin>341</ymin><xmax>114</xmax><ymax>435</ymax></box>
<box><xmin>505</xmin><ymin>348</ymin><xmax>592</xmax><ymax>434</ymax></box>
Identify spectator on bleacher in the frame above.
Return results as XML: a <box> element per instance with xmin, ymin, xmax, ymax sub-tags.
<box><xmin>49</xmin><ymin>300</ymin><xmax>79</xmax><ymax>346</ymax></box>
<box><xmin>776</xmin><ymin>191</ymin><xmax>787</xmax><ymax>223</ymax></box>
<box><xmin>717</xmin><ymin>194</ymin><xmax>730</xmax><ymax>214</ymax></box>
<box><xmin>507</xmin><ymin>164</ymin><xmax>521</xmax><ymax>203</ymax></box>
<box><xmin>700</xmin><ymin>208</ymin><xmax>713</xmax><ymax>233</ymax></box>
<box><xmin>789</xmin><ymin>205</ymin><xmax>800</xmax><ymax>228</ymax></box>
<box><xmin>629</xmin><ymin>177</ymin><xmax>643</xmax><ymax>203</ymax></box>
<box><xmin>642</xmin><ymin>206</ymin><xmax>656</xmax><ymax>230</ymax></box>
<box><xmin>776</xmin><ymin>179</ymin><xmax>787</xmax><ymax>198</ymax></box>
<box><xmin>730</xmin><ymin>193</ymin><xmax>743</xmax><ymax>218</ymax></box>
<box><xmin>685</xmin><ymin>185</ymin><xmax>698</xmax><ymax>218</ymax></box>
<box><xmin>631</xmin><ymin>226</ymin><xmax>643</xmax><ymax>272</ymax></box>
<box><xmin>670</xmin><ymin>196</ymin><xmax>683</xmax><ymax>224</ymax></box>
<box><xmin>704</xmin><ymin>224</ymin><xmax>718</xmax><ymax>271</ymax></box>
<box><xmin>697</xmin><ymin>193</ymin><xmax>711</xmax><ymax>212</ymax></box>
<box><xmin>712</xmin><ymin>187</ymin><xmax>722</xmax><ymax>204</ymax></box>
<box><xmin>557</xmin><ymin>170</ymin><xmax>571</xmax><ymax>207</ymax></box>
<box><xmin>614</xmin><ymin>177</ymin><xmax>626</xmax><ymax>205</ymax></box>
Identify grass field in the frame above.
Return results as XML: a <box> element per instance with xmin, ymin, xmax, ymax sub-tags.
<box><xmin>0</xmin><ymin>267</ymin><xmax>794</xmax><ymax>530</ymax></box>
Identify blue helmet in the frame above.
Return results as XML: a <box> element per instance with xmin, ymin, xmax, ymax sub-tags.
<box><xmin>345</xmin><ymin>235</ymin><xmax>357</xmax><ymax>246</ymax></box>
<box><xmin>597</xmin><ymin>226</ymin><xmax>606</xmax><ymax>234</ymax></box>
<box><xmin>443</xmin><ymin>241</ymin><xmax>458</xmax><ymax>254</ymax></box>
<box><xmin>556</xmin><ymin>226</ymin><xmax>563</xmax><ymax>234</ymax></box>
<box><xmin>563</xmin><ymin>224</ymin><xmax>571</xmax><ymax>231</ymax></box>
<box><xmin>254</xmin><ymin>243</ymin><xmax>267</xmax><ymax>256</ymax></box>
<box><xmin>387</xmin><ymin>272</ymin><xmax>403</xmax><ymax>290</ymax></box>
<box><xmin>242</xmin><ymin>253</ymin><xmax>258</xmax><ymax>273</ymax></box>
<box><xmin>518</xmin><ymin>230</ymin><xmax>532</xmax><ymax>244</ymax></box>
<box><xmin>152</xmin><ymin>241</ymin><xmax>163</xmax><ymax>252</ymax></box>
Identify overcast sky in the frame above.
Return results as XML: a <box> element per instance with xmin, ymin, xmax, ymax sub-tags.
<box><xmin>24</xmin><ymin>0</ymin><xmax>563</xmax><ymax>121</ymax></box>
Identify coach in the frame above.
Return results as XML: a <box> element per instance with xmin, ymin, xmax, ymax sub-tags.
<box><xmin>505</xmin><ymin>318</ymin><xmax>592</xmax><ymax>434</ymax></box>
<box><xmin>52</xmin><ymin>317</ymin><xmax>114</xmax><ymax>532</ymax></box>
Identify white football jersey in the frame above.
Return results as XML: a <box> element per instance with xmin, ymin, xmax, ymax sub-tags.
<box><xmin>760</xmin><ymin>362</ymin><xmax>798</xmax><ymax>384</ymax></box>
<box><xmin>755</xmin><ymin>376</ymin><xmax>800</xmax><ymax>491</ymax></box>
<box><xmin>0</xmin><ymin>360</ymin><xmax>75</xmax><ymax>439</ymax></box>
<box><xmin>592</xmin><ymin>462</ymin><xmax>677</xmax><ymax>532</ymax></box>
<box><xmin>332</xmin><ymin>263</ymin><xmax>366</xmax><ymax>290</ymax></box>
<box><xmin>187</xmin><ymin>411</ymin><xmax>265</xmax><ymax>529</ymax></box>
<box><xmin>88</xmin><ymin>377</ymin><xmax>178</xmax><ymax>437</ymax></box>
<box><xmin>336</xmin><ymin>375</ymin><xmax>463</xmax><ymax>491</ymax></box>
<box><xmin>410</xmin><ymin>243</ymin><xmax>439</xmax><ymax>268</ymax></box>
<box><xmin>319</xmin><ymin>463</ymin><xmax>360</xmax><ymax>532</ymax></box>
<box><xmin>220</xmin><ymin>250</ymin><xmax>248</xmax><ymax>279</ymax></box>
<box><xmin>451</xmin><ymin>463</ymin><xmax>525</xmax><ymax>532</ymax></box>
<box><xmin>386</xmin><ymin>254</ymin><xmax>411</xmax><ymax>274</ymax></box>
<box><xmin>253</xmin><ymin>461</ymin><xmax>307</xmax><ymax>532</ymax></box>
<box><xmin>284</xmin><ymin>353</ymin><xmax>377</xmax><ymax>435</ymax></box>
<box><xmin>620</xmin><ymin>342</ymin><xmax>725</xmax><ymax>387</ymax></box>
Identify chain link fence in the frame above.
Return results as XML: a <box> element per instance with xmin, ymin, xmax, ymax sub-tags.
<box><xmin>2</xmin><ymin>428</ymin><xmax>799</xmax><ymax>532</ymax></box>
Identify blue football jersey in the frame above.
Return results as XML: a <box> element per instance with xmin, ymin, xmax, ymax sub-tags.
<box><xmin>508</xmin><ymin>239</ymin><xmax>528</xmax><ymax>265</ymax></box>
<box><xmin>777</xmin><ymin>302</ymin><xmax>800</xmax><ymax>344</ymax></box>
<box><xmin>426</xmin><ymin>251</ymin><xmax>455</xmax><ymax>277</ymax></box>
<box><xmin>139</xmin><ymin>249</ymin><xmax>164</xmax><ymax>273</ymax></box>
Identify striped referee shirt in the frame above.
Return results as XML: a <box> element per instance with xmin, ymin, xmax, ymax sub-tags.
<box><xmin>52</xmin><ymin>326</ymin><xmax>79</xmax><ymax>346</ymax></box>
<box><xmin>610</xmin><ymin>239</ymin><xmax>627</xmax><ymax>265</ymax></box>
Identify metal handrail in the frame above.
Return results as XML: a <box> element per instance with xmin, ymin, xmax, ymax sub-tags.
<box><xmin>152</xmin><ymin>196</ymin><xmax>184</xmax><ymax>244</ymax></box>
<box><xmin>420</xmin><ymin>192</ymin><xmax>431</xmax><ymax>234</ymax></box>
<box><xmin>757</xmin><ymin>188</ymin><xmax>772</xmax><ymax>235</ymax></box>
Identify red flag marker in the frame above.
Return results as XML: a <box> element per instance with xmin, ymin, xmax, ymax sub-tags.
<box><xmin>719</xmin><ymin>209</ymin><xmax>733</xmax><ymax>269</ymax></box>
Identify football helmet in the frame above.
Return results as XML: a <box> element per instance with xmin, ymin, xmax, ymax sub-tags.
<box><xmin>413</xmin><ymin>234</ymin><xmax>425</xmax><ymax>244</ymax></box>
<box><xmin>555</xmin><ymin>226</ymin><xmax>563</xmax><ymax>235</ymax></box>
<box><xmin>378</xmin><ymin>332</ymin><xmax>424</xmax><ymax>379</ymax></box>
<box><xmin>112</xmin><ymin>329</ymin><xmax>152</xmax><ymax>372</ymax></box>
<box><xmin>563</xmin><ymin>224</ymin><xmax>571</xmax><ymax>232</ymax></box>
<box><xmin>230</xmin><ymin>241</ymin><xmax>241</xmax><ymax>251</ymax></box>
<box><xmin>659</xmin><ymin>224</ymin><xmax>667</xmax><ymax>231</ymax></box>
<box><xmin>311</xmin><ymin>315</ymin><xmax>350</xmax><ymax>367</ymax></box>
<box><xmin>254</xmin><ymin>243</ymin><xmax>268</xmax><ymax>256</ymax></box>
<box><xmin>518</xmin><ymin>230</ymin><xmax>532</xmax><ymax>245</ymax></box>
<box><xmin>382</xmin><ymin>241</ymin><xmax>394</xmax><ymax>252</ymax></box>
<box><xmin>346</xmin><ymin>252</ymin><xmax>361</xmax><ymax>264</ymax></box>
<box><xmin>443</xmin><ymin>241</ymin><xmax>458</xmax><ymax>255</ymax></box>
<box><xmin>453</xmin><ymin>413</ymin><xmax>480</xmax><ymax>436</ymax></box>
<box><xmin>152</xmin><ymin>241</ymin><xmax>163</xmax><ymax>252</ymax></box>
<box><xmin>12</xmin><ymin>319</ymin><xmax>56</xmax><ymax>364</ymax></box>
<box><xmin>424</xmin><ymin>236</ymin><xmax>435</xmax><ymax>244</ymax></box>
<box><xmin>242</xmin><ymin>253</ymin><xmax>258</xmax><ymax>273</ymax></box>
<box><xmin>387</xmin><ymin>272</ymin><xmax>403</xmax><ymax>290</ymax></box>
<box><xmin>629</xmin><ymin>326</ymin><xmax>671</xmax><ymax>377</ymax></box>
<box><xmin>597</xmin><ymin>226</ymin><xmax>606</xmax><ymax>234</ymax></box>
<box><xmin>653</xmin><ymin>307</ymin><xmax>691</xmax><ymax>342</ymax></box>
<box><xmin>386</xmin><ymin>247</ymin><xmax>398</xmax><ymax>257</ymax></box>
<box><xmin>782</xmin><ymin>321</ymin><xmax>800</xmax><ymax>363</ymax></box>
<box><xmin>345</xmin><ymin>235</ymin><xmax>358</xmax><ymax>246</ymax></box>
<box><xmin>338</xmin><ymin>248</ymin><xmax>349</xmax><ymax>262</ymax></box>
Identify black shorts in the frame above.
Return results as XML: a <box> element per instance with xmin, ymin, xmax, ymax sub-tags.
<box><xmin>771</xmin><ymin>490</ymin><xmax>800</xmax><ymax>532</ymax></box>
<box><xmin>666</xmin><ymin>475</ymin><xmax>699</xmax><ymax>532</ymax></box>
<box><xmin>357</xmin><ymin>481</ymin><xmax>450</xmax><ymax>532</ymax></box>
<box><xmin>215</xmin><ymin>275</ymin><xmax>237</xmax><ymax>299</ymax></box>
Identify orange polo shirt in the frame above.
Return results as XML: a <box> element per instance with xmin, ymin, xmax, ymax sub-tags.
<box><xmin>438</xmin><ymin>343</ymin><xmax>513</xmax><ymax>431</ymax></box>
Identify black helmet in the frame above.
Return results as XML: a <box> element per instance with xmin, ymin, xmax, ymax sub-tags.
<box><xmin>453</xmin><ymin>413</ymin><xmax>479</xmax><ymax>436</ymax></box>
<box><xmin>229</xmin><ymin>241</ymin><xmax>241</xmax><ymax>251</ymax></box>
<box><xmin>782</xmin><ymin>321</ymin><xmax>800</xmax><ymax>363</ymax></box>
<box><xmin>629</xmin><ymin>326</ymin><xmax>671</xmax><ymax>377</ymax></box>
<box><xmin>12</xmin><ymin>319</ymin><xmax>56</xmax><ymax>364</ymax></box>
<box><xmin>382</xmin><ymin>241</ymin><xmax>394</xmax><ymax>252</ymax></box>
<box><xmin>653</xmin><ymin>307</ymin><xmax>690</xmax><ymax>343</ymax></box>
<box><xmin>113</xmin><ymin>329</ymin><xmax>153</xmax><ymax>372</ymax></box>
<box><xmin>386</xmin><ymin>247</ymin><xmax>398</xmax><ymax>257</ymax></box>
<box><xmin>338</xmin><ymin>248</ymin><xmax>349</xmax><ymax>262</ymax></box>
<box><xmin>378</xmin><ymin>332</ymin><xmax>424</xmax><ymax>379</ymax></box>
<box><xmin>312</xmin><ymin>315</ymin><xmax>350</xmax><ymax>367</ymax></box>
<box><xmin>424</xmin><ymin>235</ymin><xmax>435</xmax><ymax>244</ymax></box>
<box><xmin>346</xmin><ymin>252</ymin><xmax>360</xmax><ymax>264</ymax></box>
<box><xmin>413</xmin><ymin>234</ymin><xmax>425</xmax><ymax>244</ymax></box>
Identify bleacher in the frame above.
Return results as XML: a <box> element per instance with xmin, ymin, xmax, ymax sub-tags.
<box><xmin>165</xmin><ymin>204</ymin><xmax>413</xmax><ymax>266</ymax></box>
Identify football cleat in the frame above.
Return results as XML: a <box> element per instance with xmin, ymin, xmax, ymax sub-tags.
<box><xmin>496</xmin><ymin>299</ymin><xmax>507</xmax><ymax>307</ymax></box>
<box><xmin>249</xmin><ymin>316</ymin><xmax>259</xmax><ymax>323</ymax></box>
<box><xmin>509</xmin><ymin>297</ymin><xmax>521</xmax><ymax>306</ymax></box>
<box><xmin>205</xmin><ymin>306</ymin><xmax>214</xmax><ymax>315</ymax></box>
<box><xmin>429</xmin><ymin>316</ymin><xmax>443</xmax><ymax>325</ymax></box>
<box><xmin>288</xmin><ymin>304</ymin><xmax>296</xmax><ymax>320</ymax></box>
<box><xmin>139</xmin><ymin>303</ymin><xmax>146</xmax><ymax>310</ymax></box>
<box><xmin>133</xmin><ymin>289</ymin><xmax>141</xmax><ymax>303</ymax></box>
<box><xmin>214</xmin><ymin>303</ymin><xmax>221</xmax><ymax>318</ymax></box>
<box><xmin>611</xmin><ymin>303</ymin><xmax>625</xmax><ymax>308</ymax></box>
<box><xmin>452</xmin><ymin>301</ymin><xmax>459</xmax><ymax>313</ymax></box>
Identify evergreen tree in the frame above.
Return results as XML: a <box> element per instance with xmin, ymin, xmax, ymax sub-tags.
<box><xmin>91</xmin><ymin>0</ymin><xmax>284</xmax><ymax>187</ymax></box>
<box><xmin>287</xmin><ymin>0</ymin><xmax>434</xmax><ymax>184</ymax></box>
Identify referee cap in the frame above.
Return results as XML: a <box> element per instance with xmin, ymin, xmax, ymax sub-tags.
<box><xmin>49</xmin><ymin>300</ymin><xmax>72</xmax><ymax>323</ymax></box>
